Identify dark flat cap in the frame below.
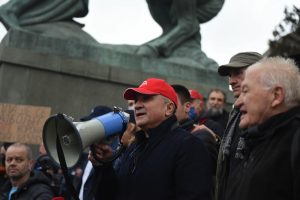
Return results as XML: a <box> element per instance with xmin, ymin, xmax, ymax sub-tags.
<box><xmin>218</xmin><ymin>52</ymin><xmax>263</xmax><ymax>76</ymax></box>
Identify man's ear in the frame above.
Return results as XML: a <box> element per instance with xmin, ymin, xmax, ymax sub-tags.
<box><xmin>271</xmin><ymin>86</ymin><xmax>284</xmax><ymax>107</ymax></box>
<box><xmin>166</xmin><ymin>102</ymin><xmax>176</xmax><ymax>116</ymax></box>
<box><xmin>184</xmin><ymin>102</ymin><xmax>191</xmax><ymax>113</ymax></box>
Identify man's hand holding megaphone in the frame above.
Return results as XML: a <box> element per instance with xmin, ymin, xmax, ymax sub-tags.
<box><xmin>89</xmin><ymin>122</ymin><xmax>138</xmax><ymax>166</ymax></box>
<box><xmin>88</xmin><ymin>143</ymin><xmax>113</xmax><ymax>166</ymax></box>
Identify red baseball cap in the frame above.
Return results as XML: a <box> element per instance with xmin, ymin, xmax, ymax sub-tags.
<box><xmin>189</xmin><ymin>89</ymin><xmax>203</xmax><ymax>100</ymax></box>
<box><xmin>123</xmin><ymin>78</ymin><xmax>178</xmax><ymax>107</ymax></box>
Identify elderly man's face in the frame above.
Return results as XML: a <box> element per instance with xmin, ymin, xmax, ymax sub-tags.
<box><xmin>134</xmin><ymin>94</ymin><xmax>174</xmax><ymax>130</ymax></box>
<box><xmin>235</xmin><ymin>68</ymin><xmax>274</xmax><ymax>129</ymax></box>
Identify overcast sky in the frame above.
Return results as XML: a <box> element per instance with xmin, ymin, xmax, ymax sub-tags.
<box><xmin>0</xmin><ymin>0</ymin><xmax>299</xmax><ymax>64</ymax></box>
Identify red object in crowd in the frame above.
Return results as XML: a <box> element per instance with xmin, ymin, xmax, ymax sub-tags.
<box><xmin>52</xmin><ymin>197</ymin><xmax>64</xmax><ymax>200</ymax></box>
<box><xmin>0</xmin><ymin>165</ymin><xmax>5</xmax><ymax>174</ymax></box>
<box><xmin>124</xmin><ymin>78</ymin><xmax>178</xmax><ymax>107</ymax></box>
<box><xmin>189</xmin><ymin>89</ymin><xmax>203</xmax><ymax>100</ymax></box>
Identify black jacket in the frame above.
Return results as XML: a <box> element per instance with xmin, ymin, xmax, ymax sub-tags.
<box><xmin>202</xmin><ymin>110</ymin><xmax>229</xmax><ymax>137</ymax></box>
<box><xmin>180</xmin><ymin>118</ymin><xmax>218</xmax><ymax>175</ymax></box>
<box><xmin>223</xmin><ymin>106</ymin><xmax>300</xmax><ymax>200</ymax></box>
<box><xmin>1</xmin><ymin>170</ymin><xmax>54</xmax><ymax>200</ymax></box>
<box><xmin>100</xmin><ymin>115</ymin><xmax>212</xmax><ymax>200</ymax></box>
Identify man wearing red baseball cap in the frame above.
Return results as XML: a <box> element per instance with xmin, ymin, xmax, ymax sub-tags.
<box><xmin>89</xmin><ymin>78</ymin><xmax>212</xmax><ymax>200</ymax></box>
<box><xmin>123</xmin><ymin>78</ymin><xmax>178</xmax><ymax>130</ymax></box>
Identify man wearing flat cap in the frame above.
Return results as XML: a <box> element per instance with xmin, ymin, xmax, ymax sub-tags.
<box><xmin>215</xmin><ymin>52</ymin><xmax>263</xmax><ymax>200</ymax></box>
<box><xmin>89</xmin><ymin>78</ymin><xmax>212</xmax><ymax>200</ymax></box>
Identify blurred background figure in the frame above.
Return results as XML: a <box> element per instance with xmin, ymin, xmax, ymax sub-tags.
<box><xmin>189</xmin><ymin>89</ymin><xmax>223</xmax><ymax>138</ymax></box>
<box><xmin>35</xmin><ymin>142</ymin><xmax>67</xmax><ymax>198</ymax></box>
<box><xmin>127</xmin><ymin>100</ymin><xmax>135</xmax><ymax>110</ymax></box>
<box><xmin>206</xmin><ymin>89</ymin><xmax>229</xmax><ymax>135</ymax></box>
<box><xmin>189</xmin><ymin>89</ymin><xmax>205</xmax><ymax>122</ymax></box>
<box><xmin>0</xmin><ymin>142</ymin><xmax>13</xmax><ymax>189</ymax></box>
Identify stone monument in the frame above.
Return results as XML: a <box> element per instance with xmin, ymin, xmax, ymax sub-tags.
<box><xmin>0</xmin><ymin>0</ymin><xmax>231</xmax><ymax>120</ymax></box>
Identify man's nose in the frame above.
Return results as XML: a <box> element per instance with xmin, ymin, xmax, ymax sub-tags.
<box><xmin>211</xmin><ymin>100</ymin><xmax>217</xmax><ymax>105</ymax></box>
<box><xmin>134</xmin><ymin>101</ymin><xmax>142</xmax><ymax>109</ymax></box>
<box><xmin>229</xmin><ymin>75</ymin><xmax>238</xmax><ymax>84</ymax></box>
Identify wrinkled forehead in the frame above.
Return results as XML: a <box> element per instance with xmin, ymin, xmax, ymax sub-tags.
<box><xmin>242</xmin><ymin>69</ymin><xmax>261</xmax><ymax>87</ymax></box>
<box><xmin>209</xmin><ymin>91</ymin><xmax>224</xmax><ymax>98</ymax></box>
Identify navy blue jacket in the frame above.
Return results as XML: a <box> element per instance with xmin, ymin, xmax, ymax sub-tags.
<box><xmin>101</xmin><ymin>115</ymin><xmax>212</xmax><ymax>200</ymax></box>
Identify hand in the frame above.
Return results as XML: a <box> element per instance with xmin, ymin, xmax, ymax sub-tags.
<box><xmin>191</xmin><ymin>124</ymin><xmax>220</xmax><ymax>142</ymax></box>
<box><xmin>88</xmin><ymin>143</ymin><xmax>113</xmax><ymax>166</ymax></box>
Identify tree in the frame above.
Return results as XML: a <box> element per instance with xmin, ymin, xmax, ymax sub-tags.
<box><xmin>267</xmin><ymin>6</ymin><xmax>300</xmax><ymax>57</ymax></box>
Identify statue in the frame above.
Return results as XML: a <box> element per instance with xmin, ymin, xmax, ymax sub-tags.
<box><xmin>0</xmin><ymin>0</ymin><xmax>88</xmax><ymax>30</ymax></box>
<box><xmin>0</xmin><ymin>0</ymin><xmax>97</xmax><ymax>44</ymax></box>
<box><xmin>0</xmin><ymin>0</ymin><xmax>225</xmax><ymax>69</ymax></box>
<box><xmin>137</xmin><ymin>0</ymin><xmax>224</xmax><ymax>59</ymax></box>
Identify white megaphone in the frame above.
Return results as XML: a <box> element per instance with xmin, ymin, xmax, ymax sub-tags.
<box><xmin>42</xmin><ymin>107</ymin><xmax>129</xmax><ymax>168</ymax></box>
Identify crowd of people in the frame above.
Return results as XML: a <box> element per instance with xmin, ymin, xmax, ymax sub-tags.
<box><xmin>0</xmin><ymin>53</ymin><xmax>300</xmax><ymax>200</ymax></box>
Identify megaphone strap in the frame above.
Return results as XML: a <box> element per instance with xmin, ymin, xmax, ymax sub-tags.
<box><xmin>55</xmin><ymin>114</ymin><xmax>80</xmax><ymax>200</ymax></box>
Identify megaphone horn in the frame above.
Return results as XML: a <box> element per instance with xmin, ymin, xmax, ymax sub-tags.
<box><xmin>43</xmin><ymin>108</ymin><xmax>129</xmax><ymax>168</ymax></box>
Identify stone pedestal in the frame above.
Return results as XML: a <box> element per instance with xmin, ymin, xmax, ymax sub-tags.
<box><xmin>0</xmin><ymin>29</ymin><xmax>232</xmax><ymax>120</ymax></box>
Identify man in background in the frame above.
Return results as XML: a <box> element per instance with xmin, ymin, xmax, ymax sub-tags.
<box><xmin>189</xmin><ymin>89</ymin><xmax>223</xmax><ymax>138</ymax></box>
<box><xmin>215</xmin><ymin>52</ymin><xmax>263</xmax><ymax>200</ymax></box>
<box><xmin>172</xmin><ymin>84</ymin><xmax>218</xmax><ymax>199</ymax></box>
<box><xmin>206</xmin><ymin>88</ymin><xmax>229</xmax><ymax>134</ymax></box>
<box><xmin>1</xmin><ymin>143</ymin><xmax>54</xmax><ymax>199</ymax></box>
<box><xmin>189</xmin><ymin>89</ymin><xmax>205</xmax><ymax>122</ymax></box>
<box><xmin>0</xmin><ymin>142</ymin><xmax>13</xmax><ymax>188</ymax></box>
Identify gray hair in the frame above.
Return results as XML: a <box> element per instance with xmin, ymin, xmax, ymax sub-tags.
<box><xmin>248</xmin><ymin>56</ymin><xmax>300</xmax><ymax>108</ymax></box>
